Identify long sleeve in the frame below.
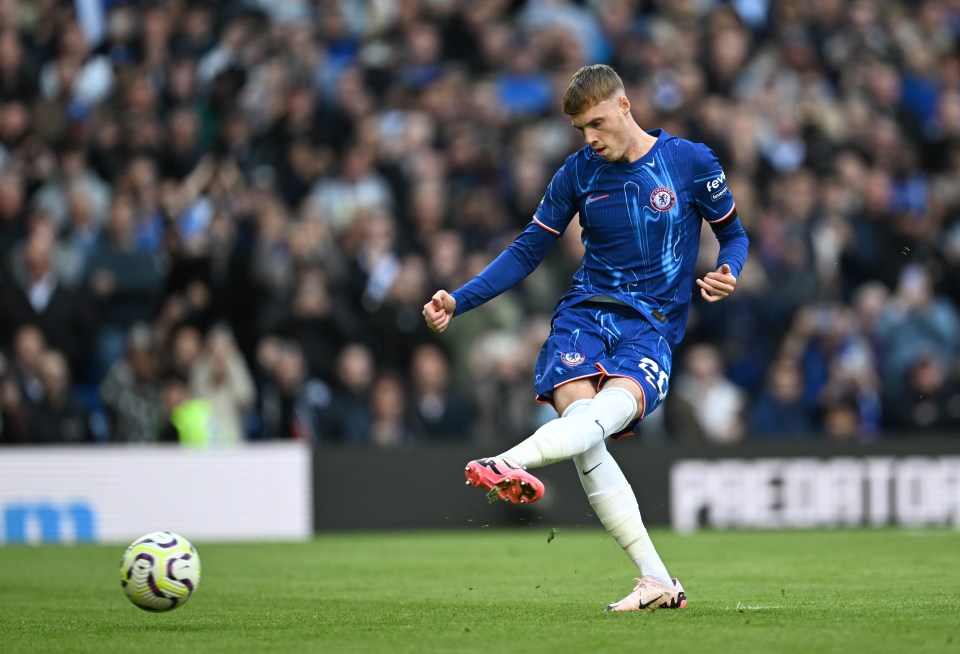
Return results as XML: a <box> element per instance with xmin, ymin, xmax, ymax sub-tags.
<box><xmin>713</xmin><ymin>217</ymin><xmax>749</xmax><ymax>277</ymax></box>
<box><xmin>451</xmin><ymin>221</ymin><xmax>558</xmax><ymax>316</ymax></box>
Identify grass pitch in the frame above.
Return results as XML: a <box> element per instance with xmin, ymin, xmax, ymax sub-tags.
<box><xmin>1</xmin><ymin>528</ymin><xmax>958</xmax><ymax>653</ymax></box>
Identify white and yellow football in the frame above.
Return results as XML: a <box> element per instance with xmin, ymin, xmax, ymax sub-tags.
<box><xmin>119</xmin><ymin>531</ymin><xmax>201</xmax><ymax>612</ymax></box>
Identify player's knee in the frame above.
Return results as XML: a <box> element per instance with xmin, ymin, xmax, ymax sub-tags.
<box><xmin>561</xmin><ymin>398</ymin><xmax>592</xmax><ymax>417</ymax></box>
<box><xmin>600</xmin><ymin>377</ymin><xmax>645</xmax><ymax>416</ymax></box>
<box><xmin>553</xmin><ymin>378</ymin><xmax>599</xmax><ymax>415</ymax></box>
<box><xmin>597</xmin><ymin>385</ymin><xmax>642</xmax><ymax>420</ymax></box>
<box><xmin>591</xmin><ymin>386</ymin><xmax>639</xmax><ymax>434</ymax></box>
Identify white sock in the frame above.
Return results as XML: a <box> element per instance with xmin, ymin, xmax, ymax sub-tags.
<box><xmin>566</xmin><ymin>401</ymin><xmax>672</xmax><ymax>585</ymax></box>
<box><xmin>499</xmin><ymin>387</ymin><xmax>637</xmax><ymax>468</ymax></box>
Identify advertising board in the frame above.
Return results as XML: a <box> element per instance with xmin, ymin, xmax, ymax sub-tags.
<box><xmin>0</xmin><ymin>443</ymin><xmax>311</xmax><ymax>544</ymax></box>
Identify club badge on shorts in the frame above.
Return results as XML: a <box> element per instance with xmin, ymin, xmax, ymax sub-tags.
<box><xmin>560</xmin><ymin>351</ymin><xmax>585</xmax><ymax>367</ymax></box>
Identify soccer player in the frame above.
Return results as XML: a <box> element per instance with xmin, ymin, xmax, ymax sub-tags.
<box><xmin>422</xmin><ymin>65</ymin><xmax>748</xmax><ymax>612</ymax></box>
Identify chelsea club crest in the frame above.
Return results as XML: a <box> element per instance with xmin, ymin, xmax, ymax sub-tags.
<box><xmin>560</xmin><ymin>351</ymin><xmax>585</xmax><ymax>367</ymax></box>
<box><xmin>649</xmin><ymin>187</ymin><xmax>676</xmax><ymax>211</ymax></box>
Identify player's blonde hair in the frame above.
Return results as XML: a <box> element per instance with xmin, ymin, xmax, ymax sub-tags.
<box><xmin>562</xmin><ymin>65</ymin><xmax>625</xmax><ymax>116</ymax></box>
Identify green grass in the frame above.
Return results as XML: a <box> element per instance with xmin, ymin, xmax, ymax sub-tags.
<box><xmin>2</xmin><ymin>528</ymin><xmax>959</xmax><ymax>653</ymax></box>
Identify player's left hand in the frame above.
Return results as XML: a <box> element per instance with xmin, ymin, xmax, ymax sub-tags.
<box><xmin>696</xmin><ymin>263</ymin><xmax>737</xmax><ymax>303</ymax></box>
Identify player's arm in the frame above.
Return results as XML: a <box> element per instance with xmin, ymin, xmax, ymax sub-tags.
<box><xmin>690</xmin><ymin>146</ymin><xmax>749</xmax><ymax>303</ymax></box>
<box><xmin>423</xmin><ymin>159</ymin><xmax>577</xmax><ymax>333</ymax></box>
<box><xmin>697</xmin><ymin>216</ymin><xmax>748</xmax><ymax>302</ymax></box>
<box><xmin>422</xmin><ymin>221</ymin><xmax>558</xmax><ymax>333</ymax></box>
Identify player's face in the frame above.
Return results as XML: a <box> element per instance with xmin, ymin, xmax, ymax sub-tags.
<box><xmin>570</xmin><ymin>96</ymin><xmax>631</xmax><ymax>162</ymax></box>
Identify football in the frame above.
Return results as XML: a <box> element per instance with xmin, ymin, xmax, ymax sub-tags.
<box><xmin>119</xmin><ymin>531</ymin><xmax>201</xmax><ymax>612</ymax></box>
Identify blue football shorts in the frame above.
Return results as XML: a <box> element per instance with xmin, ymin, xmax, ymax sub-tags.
<box><xmin>533</xmin><ymin>300</ymin><xmax>673</xmax><ymax>438</ymax></box>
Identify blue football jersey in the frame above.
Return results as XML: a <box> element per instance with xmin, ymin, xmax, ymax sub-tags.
<box><xmin>532</xmin><ymin>129</ymin><xmax>738</xmax><ymax>347</ymax></box>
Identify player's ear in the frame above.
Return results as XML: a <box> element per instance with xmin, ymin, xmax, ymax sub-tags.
<box><xmin>618</xmin><ymin>95</ymin><xmax>630</xmax><ymax>115</ymax></box>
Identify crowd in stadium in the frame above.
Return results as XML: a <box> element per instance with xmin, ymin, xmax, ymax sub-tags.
<box><xmin>1</xmin><ymin>0</ymin><xmax>959</xmax><ymax>447</ymax></box>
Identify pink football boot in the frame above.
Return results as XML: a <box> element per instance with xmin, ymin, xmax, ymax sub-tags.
<box><xmin>464</xmin><ymin>457</ymin><xmax>545</xmax><ymax>504</ymax></box>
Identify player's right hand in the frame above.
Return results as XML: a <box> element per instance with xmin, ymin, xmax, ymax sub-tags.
<box><xmin>423</xmin><ymin>290</ymin><xmax>456</xmax><ymax>333</ymax></box>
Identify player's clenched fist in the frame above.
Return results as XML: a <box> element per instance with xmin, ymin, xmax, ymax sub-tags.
<box><xmin>423</xmin><ymin>290</ymin><xmax>456</xmax><ymax>333</ymax></box>
<box><xmin>696</xmin><ymin>263</ymin><xmax>737</xmax><ymax>303</ymax></box>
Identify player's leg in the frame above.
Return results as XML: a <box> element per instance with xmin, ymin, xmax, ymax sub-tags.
<box><xmin>591</xmin><ymin>329</ymin><xmax>685</xmax><ymax>611</ymax></box>
<box><xmin>494</xmin><ymin>305</ymin><xmax>643</xmax><ymax>470</ymax></box>
<box><xmin>463</xmin><ymin>378</ymin><xmax>599</xmax><ymax>504</ymax></box>
<box><xmin>565</xmin><ymin>396</ymin><xmax>671</xmax><ymax>587</ymax></box>
<box><xmin>465</xmin><ymin>305</ymin><xmax>635</xmax><ymax>503</ymax></box>
<box><xmin>497</xmin><ymin>381</ymin><xmax>638</xmax><ymax>468</ymax></box>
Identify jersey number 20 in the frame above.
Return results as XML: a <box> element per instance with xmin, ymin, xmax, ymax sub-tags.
<box><xmin>638</xmin><ymin>357</ymin><xmax>669</xmax><ymax>401</ymax></box>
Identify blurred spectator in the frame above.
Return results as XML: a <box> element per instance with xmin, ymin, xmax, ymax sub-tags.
<box><xmin>467</xmin><ymin>329</ymin><xmax>537</xmax><ymax>448</ymax></box>
<box><xmin>38</xmin><ymin>18</ymin><xmax>113</xmax><ymax>109</ymax></box>
<box><xmin>819</xmin><ymin>394</ymin><xmax>864</xmax><ymax>442</ymax></box>
<box><xmin>685</xmin><ymin>257</ymin><xmax>774</xmax><ymax>394</ymax></box>
<box><xmin>0</xmin><ymin>26</ymin><xmax>38</xmax><ymax>103</ymax></box>
<box><xmin>1</xmin><ymin>223</ymin><xmax>96</xmax><ymax>372</ymax></box>
<box><xmin>875</xmin><ymin>264</ymin><xmax>960</xmax><ymax>403</ymax></box>
<box><xmin>350</xmin><ymin>209</ymin><xmax>401</xmax><ymax>315</ymax></box>
<box><xmin>0</xmin><ymin>172</ymin><xmax>27</xmax><ymax>278</ymax></box>
<box><xmin>279</xmin><ymin>266</ymin><xmax>352</xmax><ymax>383</ymax></box>
<box><xmin>398</xmin><ymin>20</ymin><xmax>443</xmax><ymax>90</ymax></box>
<box><xmin>884</xmin><ymin>353</ymin><xmax>960</xmax><ymax>433</ymax></box>
<box><xmin>851</xmin><ymin>281</ymin><xmax>889</xmax><ymax>359</ymax></box>
<box><xmin>672</xmin><ymin>343</ymin><xmax>747</xmax><ymax>444</ymax></box>
<box><xmin>327</xmin><ymin>342</ymin><xmax>375</xmax><ymax>444</ymax></box>
<box><xmin>58</xmin><ymin>193</ymin><xmax>101</xmax><ymax>286</ymax></box>
<box><xmin>8</xmin><ymin>324</ymin><xmax>45</xmax><ymax>404</ymax></box>
<box><xmin>160</xmin><ymin>372</ymin><xmax>222</xmax><ymax>447</ymax></box>
<box><xmin>750</xmin><ymin>357</ymin><xmax>815</xmax><ymax>439</ymax></box>
<box><xmin>85</xmin><ymin>195</ymin><xmax>166</xmax><ymax>378</ymax></box>
<box><xmin>190</xmin><ymin>324</ymin><xmax>256</xmax><ymax>445</ymax></box>
<box><xmin>366</xmin><ymin>252</ymin><xmax>438</xmax><ymax>370</ymax></box>
<box><xmin>158</xmin><ymin>106</ymin><xmax>203</xmax><ymax>181</ymax></box>
<box><xmin>308</xmin><ymin>142</ymin><xmax>394</xmax><ymax>235</ymax></box>
<box><xmin>118</xmin><ymin>156</ymin><xmax>166</xmax><ymax>253</ymax></box>
<box><xmin>840</xmin><ymin>165</ymin><xmax>900</xmax><ymax>292</ymax></box>
<box><xmin>494</xmin><ymin>40</ymin><xmax>552</xmax><ymax>118</ymax></box>
<box><xmin>409</xmin><ymin>342</ymin><xmax>473</xmax><ymax>442</ymax></box>
<box><xmin>781</xmin><ymin>305</ymin><xmax>874</xmax><ymax>410</ymax></box>
<box><xmin>25</xmin><ymin>349</ymin><xmax>93</xmax><ymax>444</ymax></box>
<box><xmin>0</xmin><ymin>350</ymin><xmax>29</xmax><ymax>444</ymax></box>
<box><xmin>255</xmin><ymin>337</ymin><xmax>333</xmax><ymax>441</ymax></box>
<box><xmin>99</xmin><ymin>324</ymin><xmax>163</xmax><ymax>442</ymax></box>
<box><xmin>366</xmin><ymin>371</ymin><xmax>418</xmax><ymax>448</ymax></box>
<box><xmin>248</xmin><ymin>196</ymin><xmax>296</xmax><ymax>334</ymax></box>
<box><xmin>164</xmin><ymin>322</ymin><xmax>204</xmax><ymax>381</ymax></box>
<box><xmin>31</xmin><ymin>144</ymin><xmax>109</xmax><ymax>233</ymax></box>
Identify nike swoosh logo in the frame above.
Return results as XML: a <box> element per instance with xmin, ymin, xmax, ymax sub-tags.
<box><xmin>585</xmin><ymin>193</ymin><xmax>609</xmax><ymax>205</ymax></box>
<box><xmin>582</xmin><ymin>462</ymin><xmax>603</xmax><ymax>476</ymax></box>
<box><xmin>640</xmin><ymin>594</ymin><xmax>664</xmax><ymax>609</ymax></box>
<box><xmin>645</xmin><ymin>161</ymin><xmax>655</xmax><ymax>167</ymax></box>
